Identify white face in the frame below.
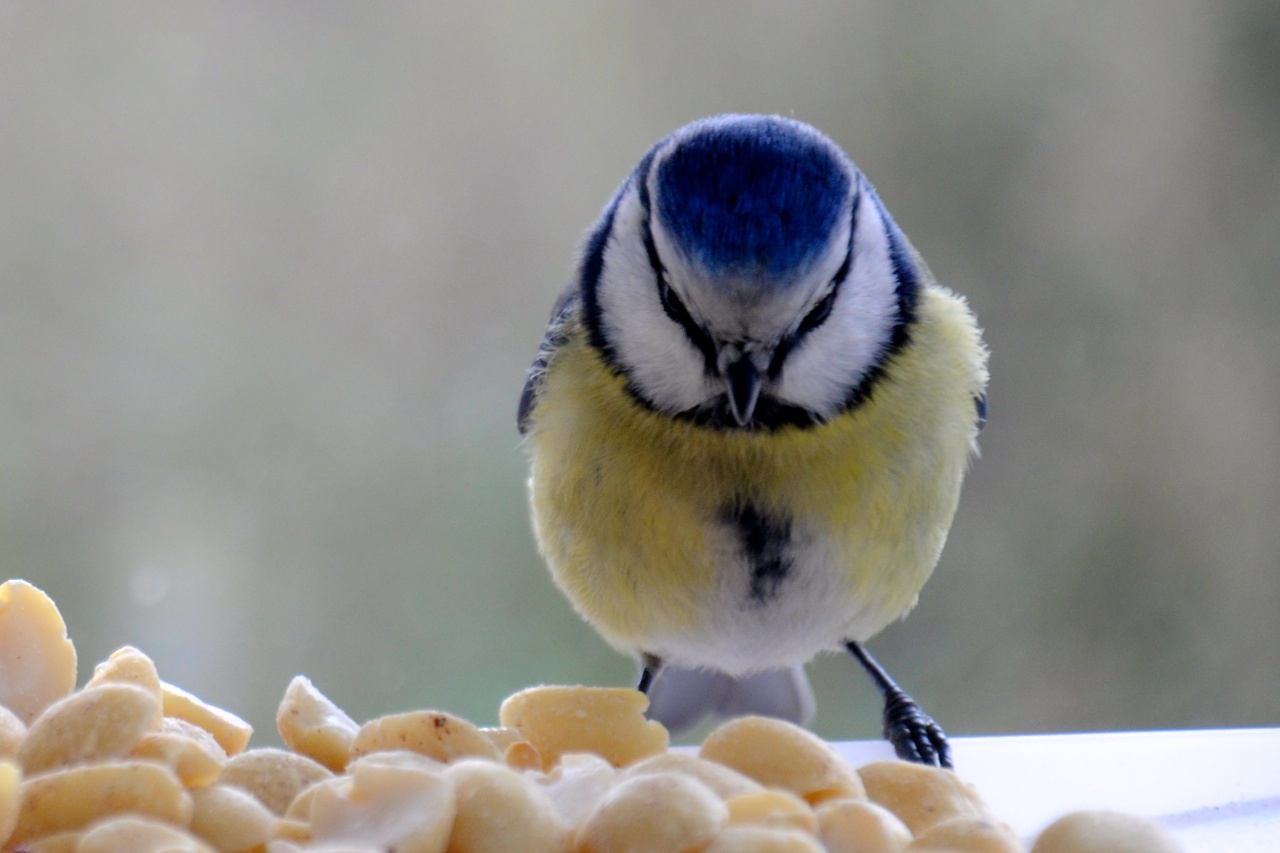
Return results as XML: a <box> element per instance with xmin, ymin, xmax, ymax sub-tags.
<box><xmin>591</xmin><ymin>167</ymin><xmax>907</xmax><ymax>428</ymax></box>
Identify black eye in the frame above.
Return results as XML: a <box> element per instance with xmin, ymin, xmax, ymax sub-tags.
<box><xmin>658</xmin><ymin>274</ymin><xmax>692</xmax><ymax>325</ymax></box>
<box><xmin>643</xmin><ymin>213</ymin><xmax>720</xmax><ymax>373</ymax></box>
<box><xmin>655</xmin><ymin>271</ymin><xmax>719</xmax><ymax>374</ymax></box>
<box><xmin>796</xmin><ymin>287</ymin><xmax>837</xmax><ymax>336</ymax></box>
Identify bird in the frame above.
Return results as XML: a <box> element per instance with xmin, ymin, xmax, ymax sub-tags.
<box><xmin>517</xmin><ymin>114</ymin><xmax>988</xmax><ymax>768</ymax></box>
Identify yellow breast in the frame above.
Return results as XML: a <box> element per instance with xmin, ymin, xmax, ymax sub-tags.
<box><xmin>523</xmin><ymin>284</ymin><xmax>988</xmax><ymax>664</ymax></box>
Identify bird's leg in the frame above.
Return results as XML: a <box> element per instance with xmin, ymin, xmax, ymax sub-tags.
<box><xmin>637</xmin><ymin>653</ymin><xmax>663</xmax><ymax>695</ymax></box>
<box><xmin>845</xmin><ymin>641</ymin><xmax>952</xmax><ymax>769</ymax></box>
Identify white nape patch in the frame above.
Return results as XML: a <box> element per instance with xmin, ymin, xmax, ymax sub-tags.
<box><xmin>771</xmin><ymin>178</ymin><xmax>903</xmax><ymax>417</ymax></box>
<box><xmin>596</xmin><ymin>186</ymin><xmax>720</xmax><ymax>413</ymax></box>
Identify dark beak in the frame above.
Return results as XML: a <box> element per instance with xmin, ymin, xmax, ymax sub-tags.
<box><xmin>725</xmin><ymin>356</ymin><xmax>762</xmax><ymax>426</ymax></box>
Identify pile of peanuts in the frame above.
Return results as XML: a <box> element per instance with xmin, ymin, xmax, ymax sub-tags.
<box><xmin>0</xmin><ymin>579</ymin><xmax>1184</xmax><ymax>853</ymax></box>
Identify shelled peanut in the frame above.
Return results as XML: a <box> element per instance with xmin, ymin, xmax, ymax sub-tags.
<box><xmin>0</xmin><ymin>579</ymin><xmax>1185</xmax><ymax>853</ymax></box>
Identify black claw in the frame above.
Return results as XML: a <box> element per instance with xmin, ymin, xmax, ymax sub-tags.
<box><xmin>846</xmin><ymin>640</ymin><xmax>953</xmax><ymax>770</ymax></box>
<box><xmin>882</xmin><ymin>685</ymin><xmax>952</xmax><ymax>769</ymax></box>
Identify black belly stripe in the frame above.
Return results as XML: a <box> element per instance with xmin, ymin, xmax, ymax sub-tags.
<box><xmin>724</xmin><ymin>503</ymin><xmax>793</xmax><ymax>604</ymax></box>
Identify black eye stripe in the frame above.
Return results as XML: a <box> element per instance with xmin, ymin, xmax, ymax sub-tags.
<box><xmin>766</xmin><ymin>193</ymin><xmax>858</xmax><ymax>379</ymax></box>
<box><xmin>767</xmin><ymin>246</ymin><xmax>851</xmax><ymax>376</ymax></box>
<box><xmin>797</xmin><ymin>286</ymin><xmax>837</xmax><ymax>335</ymax></box>
<box><xmin>642</xmin><ymin>215</ymin><xmax>719</xmax><ymax>375</ymax></box>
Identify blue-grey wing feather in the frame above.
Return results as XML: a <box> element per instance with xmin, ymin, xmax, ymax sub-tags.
<box><xmin>517</xmin><ymin>284</ymin><xmax>580</xmax><ymax>436</ymax></box>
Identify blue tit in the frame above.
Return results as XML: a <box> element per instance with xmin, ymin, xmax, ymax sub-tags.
<box><xmin>518</xmin><ymin>114</ymin><xmax>988</xmax><ymax>767</ymax></box>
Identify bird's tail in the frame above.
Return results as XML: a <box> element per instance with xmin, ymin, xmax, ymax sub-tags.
<box><xmin>643</xmin><ymin>664</ymin><xmax>816</xmax><ymax>733</ymax></box>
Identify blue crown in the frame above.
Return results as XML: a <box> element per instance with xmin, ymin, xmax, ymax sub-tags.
<box><xmin>653</xmin><ymin>116</ymin><xmax>852</xmax><ymax>280</ymax></box>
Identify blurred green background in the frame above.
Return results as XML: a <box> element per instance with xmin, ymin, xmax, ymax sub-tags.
<box><xmin>2</xmin><ymin>3</ymin><xmax>1277</xmax><ymax>745</ymax></box>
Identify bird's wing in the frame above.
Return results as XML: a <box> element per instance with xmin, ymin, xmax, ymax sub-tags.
<box><xmin>517</xmin><ymin>283</ymin><xmax>580</xmax><ymax>436</ymax></box>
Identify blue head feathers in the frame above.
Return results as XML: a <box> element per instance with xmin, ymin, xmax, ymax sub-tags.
<box><xmin>652</xmin><ymin>115</ymin><xmax>852</xmax><ymax>280</ymax></box>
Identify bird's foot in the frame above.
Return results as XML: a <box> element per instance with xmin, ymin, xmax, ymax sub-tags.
<box><xmin>636</xmin><ymin>653</ymin><xmax>662</xmax><ymax>695</ymax></box>
<box><xmin>882</xmin><ymin>685</ymin><xmax>952</xmax><ymax>769</ymax></box>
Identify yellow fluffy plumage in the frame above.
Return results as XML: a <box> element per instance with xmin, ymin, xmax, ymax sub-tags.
<box><xmin>524</xmin><ymin>282</ymin><xmax>988</xmax><ymax>669</ymax></box>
